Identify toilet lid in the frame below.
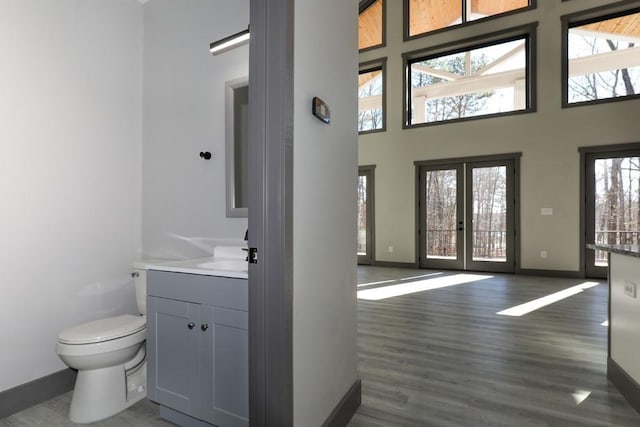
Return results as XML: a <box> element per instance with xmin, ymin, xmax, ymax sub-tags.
<box><xmin>58</xmin><ymin>314</ymin><xmax>146</xmax><ymax>345</ymax></box>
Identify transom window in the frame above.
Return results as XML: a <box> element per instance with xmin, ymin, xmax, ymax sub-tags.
<box><xmin>407</xmin><ymin>0</ymin><xmax>531</xmax><ymax>38</ymax></box>
<box><xmin>405</xmin><ymin>29</ymin><xmax>533</xmax><ymax>126</ymax></box>
<box><xmin>564</xmin><ymin>8</ymin><xmax>640</xmax><ymax>106</ymax></box>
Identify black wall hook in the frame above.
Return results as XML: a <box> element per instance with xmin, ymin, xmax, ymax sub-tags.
<box><xmin>200</xmin><ymin>151</ymin><xmax>212</xmax><ymax>160</ymax></box>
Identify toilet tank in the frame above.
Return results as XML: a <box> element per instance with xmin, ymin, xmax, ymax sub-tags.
<box><xmin>133</xmin><ymin>269</ymin><xmax>147</xmax><ymax>315</ymax></box>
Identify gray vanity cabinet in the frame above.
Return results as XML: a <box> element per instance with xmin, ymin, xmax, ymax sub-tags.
<box><xmin>147</xmin><ymin>270</ymin><xmax>249</xmax><ymax>427</ymax></box>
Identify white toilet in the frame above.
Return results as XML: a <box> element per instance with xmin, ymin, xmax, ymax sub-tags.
<box><xmin>56</xmin><ymin>268</ymin><xmax>148</xmax><ymax>424</ymax></box>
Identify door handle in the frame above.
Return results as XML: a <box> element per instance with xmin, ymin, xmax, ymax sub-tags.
<box><xmin>201</xmin><ymin>324</ymin><xmax>209</xmax><ymax>332</ymax></box>
<box><xmin>187</xmin><ymin>322</ymin><xmax>196</xmax><ymax>330</ymax></box>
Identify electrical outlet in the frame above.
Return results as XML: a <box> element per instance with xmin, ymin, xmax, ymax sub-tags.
<box><xmin>540</xmin><ymin>250</ymin><xmax>547</xmax><ymax>259</ymax></box>
<box><xmin>624</xmin><ymin>281</ymin><xmax>637</xmax><ymax>298</ymax></box>
<box><xmin>388</xmin><ymin>246</ymin><xmax>394</xmax><ymax>253</ymax></box>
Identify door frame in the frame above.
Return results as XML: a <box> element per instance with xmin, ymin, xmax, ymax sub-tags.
<box><xmin>248</xmin><ymin>0</ymin><xmax>294</xmax><ymax>425</ymax></box>
<box><xmin>579</xmin><ymin>142</ymin><xmax>640</xmax><ymax>279</ymax></box>
<box><xmin>358</xmin><ymin>165</ymin><xmax>376</xmax><ymax>265</ymax></box>
<box><xmin>415</xmin><ymin>153</ymin><xmax>521</xmax><ymax>273</ymax></box>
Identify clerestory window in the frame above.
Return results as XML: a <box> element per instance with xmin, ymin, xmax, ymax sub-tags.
<box><xmin>404</xmin><ymin>25</ymin><xmax>536</xmax><ymax>127</ymax></box>
<box><xmin>406</xmin><ymin>0</ymin><xmax>532</xmax><ymax>39</ymax></box>
<box><xmin>563</xmin><ymin>6</ymin><xmax>640</xmax><ymax>107</ymax></box>
<box><xmin>359</xmin><ymin>0</ymin><xmax>385</xmax><ymax>51</ymax></box>
<box><xmin>359</xmin><ymin>58</ymin><xmax>387</xmax><ymax>133</ymax></box>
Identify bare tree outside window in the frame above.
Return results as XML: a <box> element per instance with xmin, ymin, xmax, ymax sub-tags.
<box><xmin>425</xmin><ymin>169</ymin><xmax>458</xmax><ymax>259</ymax></box>
<box><xmin>472</xmin><ymin>166</ymin><xmax>507</xmax><ymax>261</ymax></box>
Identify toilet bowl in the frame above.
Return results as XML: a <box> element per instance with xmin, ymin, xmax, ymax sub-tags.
<box><xmin>56</xmin><ymin>269</ymin><xmax>148</xmax><ymax>424</ymax></box>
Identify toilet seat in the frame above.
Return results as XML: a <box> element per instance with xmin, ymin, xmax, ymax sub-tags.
<box><xmin>58</xmin><ymin>314</ymin><xmax>146</xmax><ymax>345</ymax></box>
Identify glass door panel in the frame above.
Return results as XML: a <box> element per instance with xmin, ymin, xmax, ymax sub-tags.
<box><xmin>358</xmin><ymin>166</ymin><xmax>375</xmax><ymax>265</ymax></box>
<box><xmin>471</xmin><ymin>166</ymin><xmax>507</xmax><ymax>263</ymax></box>
<box><xmin>466</xmin><ymin>160</ymin><xmax>514</xmax><ymax>273</ymax></box>
<box><xmin>420</xmin><ymin>165</ymin><xmax>464</xmax><ymax>270</ymax></box>
<box><xmin>587</xmin><ymin>155</ymin><xmax>640</xmax><ymax>276</ymax></box>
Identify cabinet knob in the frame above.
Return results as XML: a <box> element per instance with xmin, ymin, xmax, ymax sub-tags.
<box><xmin>187</xmin><ymin>322</ymin><xmax>196</xmax><ymax>330</ymax></box>
<box><xmin>201</xmin><ymin>323</ymin><xmax>209</xmax><ymax>331</ymax></box>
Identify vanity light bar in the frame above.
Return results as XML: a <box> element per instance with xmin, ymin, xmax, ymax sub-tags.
<box><xmin>210</xmin><ymin>26</ymin><xmax>250</xmax><ymax>55</ymax></box>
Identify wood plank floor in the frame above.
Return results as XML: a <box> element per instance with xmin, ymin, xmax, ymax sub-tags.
<box><xmin>348</xmin><ymin>266</ymin><xmax>640</xmax><ymax>427</ymax></box>
<box><xmin>0</xmin><ymin>391</ymin><xmax>172</xmax><ymax>427</ymax></box>
<box><xmin>2</xmin><ymin>267</ymin><xmax>639</xmax><ymax>426</ymax></box>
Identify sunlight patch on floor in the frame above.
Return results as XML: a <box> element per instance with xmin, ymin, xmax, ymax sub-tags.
<box><xmin>357</xmin><ymin>273</ymin><xmax>492</xmax><ymax>300</ymax></box>
<box><xmin>358</xmin><ymin>272</ymin><xmax>442</xmax><ymax>288</ymax></box>
<box><xmin>400</xmin><ymin>272</ymin><xmax>443</xmax><ymax>281</ymax></box>
<box><xmin>497</xmin><ymin>281</ymin><xmax>600</xmax><ymax>317</ymax></box>
<box><xmin>572</xmin><ymin>389</ymin><xmax>592</xmax><ymax>405</ymax></box>
<box><xmin>357</xmin><ymin>279</ymin><xmax>397</xmax><ymax>288</ymax></box>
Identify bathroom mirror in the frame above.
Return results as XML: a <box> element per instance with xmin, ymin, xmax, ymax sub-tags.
<box><xmin>225</xmin><ymin>77</ymin><xmax>249</xmax><ymax>218</ymax></box>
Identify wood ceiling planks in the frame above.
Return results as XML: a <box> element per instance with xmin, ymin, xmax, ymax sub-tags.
<box><xmin>579</xmin><ymin>12</ymin><xmax>640</xmax><ymax>38</ymax></box>
<box><xmin>409</xmin><ymin>0</ymin><xmax>461</xmax><ymax>36</ymax></box>
<box><xmin>359</xmin><ymin>0</ymin><xmax>383</xmax><ymax>50</ymax></box>
<box><xmin>471</xmin><ymin>0</ymin><xmax>528</xmax><ymax>16</ymax></box>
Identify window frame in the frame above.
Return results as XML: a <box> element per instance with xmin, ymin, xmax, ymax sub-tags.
<box><xmin>403</xmin><ymin>0</ymin><xmax>536</xmax><ymax>41</ymax></box>
<box><xmin>402</xmin><ymin>23</ymin><xmax>538</xmax><ymax>129</ymax></box>
<box><xmin>359</xmin><ymin>57</ymin><xmax>387</xmax><ymax>134</ymax></box>
<box><xmin>359</xmin><ymin>0</ymin><xmax>386</xmax><ymax>53</ymax></box>
<box><xmin>561</xmin><ymin>2</ymin><xmax>640</xmax><ymax>108</ymax></box>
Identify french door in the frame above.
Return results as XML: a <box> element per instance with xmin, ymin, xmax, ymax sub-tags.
<box><xmin>358</xmin><ymin>165</ymin><xmax>375</xmax><ymax>265</ymax></box>
<box><xmin>583</xmin><ymin>148</ymin><xmax>640</xmax><ymax>278</ymax></box>
<box><xmin>418</xmin><ymin>157</ymin><xmax>517</xmax><ymax>273</ymax></box>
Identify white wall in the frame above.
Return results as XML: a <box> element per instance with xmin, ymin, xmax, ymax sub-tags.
<box><xmin>0</xmin><ymin>0</ymin><xmax>143</xmax><ymax>392</ymax></box>
<box><xmin>293</xmin><ymin>0</ymin><xmax>359</xmax><ymax>425</ymax></box>
<box><xmin>610</xmin><ymin>252</ymin><xmax>640</xmax><ymax>384</ymax></box>
<box><xmin>359</xmin><ymin>0</ymin><xmax>640</xmax><ymax>271</ymax></box>
<box><xmin>142</xmin><ymin>0</ymin><xmax>249</xmax><ymax>259</ymax></box>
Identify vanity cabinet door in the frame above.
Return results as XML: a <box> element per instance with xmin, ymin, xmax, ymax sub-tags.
<box><xmin>201</xmin><ymin>305</ymin><xmax>249</xmax><ymax>427</ymax></box>
<box><xmin>147</xmin><ymin>296</ymin><xmax>202</xmax><ymax>417</ymax></box>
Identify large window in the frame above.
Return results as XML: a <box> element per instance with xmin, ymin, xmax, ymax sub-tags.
<box><xmin>405</xmin><ymin>26</ymin><xmax>534</xmax><ymax>127</ymax></box>
<box><xmin>359</xmin><ymin>59</ymin><xmax>386</xmax><ymax>133</ymax></box>
<box><xmin>406</xmin><ymin>0</ymin><xmax>531</xmax><ymax>39</ymax></box>
<box><xmin>564</xmin><ymin>7</ymin><xmax>640</xmax><ymax>106</ymax></box>
<box><xmin>359</xmin><ymin>0</ymin><xmax>385</xmax><ymax>51</ymax></box>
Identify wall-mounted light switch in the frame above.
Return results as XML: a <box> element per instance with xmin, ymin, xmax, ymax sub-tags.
<box><xmin>624</xmin><ymin>281</ymin><xmax>637</xmax><ymax>298</ymax></box>
<box><xmin>541</xmin><ymin>208</ymin><xmax>553</xmax><ymax>216</ymax></box>
<box><xmin>388</xmin><ymin>246</ymin><xmax>394</xmax><ymax>253</ymax></box>
<box><xmin>540</xmin><ymin>250</ymin><xmax>547</xmax><ymax>259</ymax></box>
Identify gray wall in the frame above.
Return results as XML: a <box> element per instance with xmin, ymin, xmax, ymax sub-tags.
<box><xmin>293</xmin><ymin>0</ymin><xmax>359</xmax><ymax>425</ymax></box>
<box><xmin>142</xmin><ymin>0</ymin><xmax>250</xmax><ymax>259</ymax></box>
<box><xmin>359</xmin><ymin>0</ymin><xmax>640</xmax><ymax>272</ymax></box>
<box><xmin>0</xmin><ymin>0</ymin><xmax>143</xmax><ymax>393</ymax></box>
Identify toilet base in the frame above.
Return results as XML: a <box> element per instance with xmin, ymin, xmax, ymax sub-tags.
<box><xmin>69</xmin><ymin>362</ymin><xmax>146</xmax><ymax>424</ymax></box>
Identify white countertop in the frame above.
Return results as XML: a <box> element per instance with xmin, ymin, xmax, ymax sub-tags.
<box><xmin>134</xmin><ymin>247</ymin><xmax>248</xmax><ymax>279</ymax></box>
